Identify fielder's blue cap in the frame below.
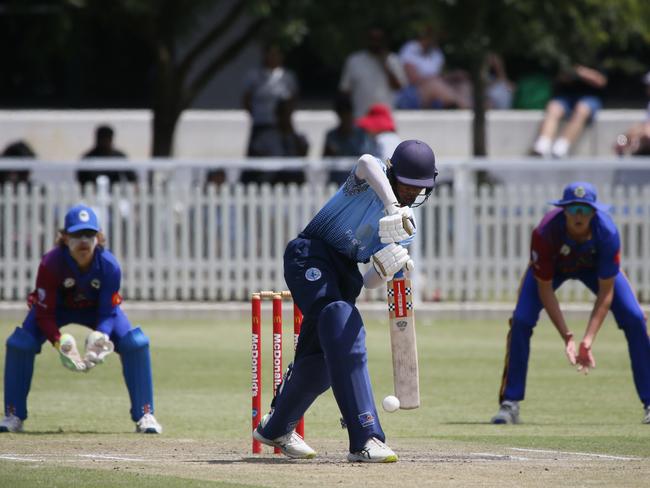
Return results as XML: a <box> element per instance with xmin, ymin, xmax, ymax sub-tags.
<box><xmin>64</xmin><ymin>204</ymin><xmax>100</xmax><ymax>233</ymax></box>
<box><xmin>390</xmin><ymin>139</ymin><xmax>438</xmax><ymax>188</ymax></box>
<box><xmin>549</xmin><ymin>182</ymin><xmax>610</xmax><ymax>212</ymax></box>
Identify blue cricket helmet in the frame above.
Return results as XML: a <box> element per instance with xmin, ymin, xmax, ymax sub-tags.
<box><xmin>390</xmin><ymin>139</ymin><xmax>438</xmax><ymax>188</ymax></box>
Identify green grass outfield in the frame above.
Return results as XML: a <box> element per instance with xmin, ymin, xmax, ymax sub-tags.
<box><xmin>0</xmin><ymin>310</ymin><xmax>648</xmax><ymax>486</ymax></box>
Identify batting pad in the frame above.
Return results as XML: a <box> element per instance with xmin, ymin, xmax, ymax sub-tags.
<box><xmin>4</xmin><ymin>327</ymin><xmax>41</xmax><ymax>420</ymax></box>
<box><xmin>118</xmin><ymin>327</ymin><xmax>154</xmax><ymax>422</ymax></box>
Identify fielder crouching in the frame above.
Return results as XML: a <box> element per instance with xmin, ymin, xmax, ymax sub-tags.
<box><xmin>253</xmin><ymin>140</ymin><xmax>438</xmax><ymax>462</ymax></box>
<box><xmin>1</xmin><ymin>205</ymin><xmax>162</xmax><ymax>434</ymax></box>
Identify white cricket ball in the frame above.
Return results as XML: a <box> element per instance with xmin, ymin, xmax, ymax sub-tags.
<box><xmin>382</xmin><ymin>395</ymin><xmax>400</xmax><ymax>413</ymax></box>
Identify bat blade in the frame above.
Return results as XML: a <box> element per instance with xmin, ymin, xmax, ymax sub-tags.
<box><xmin>387</xmin><ymin>274</ymin><xmax>420</xmax><ymax>409</ymax></box>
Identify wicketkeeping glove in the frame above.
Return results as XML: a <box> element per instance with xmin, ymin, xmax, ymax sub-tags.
<box><xmin>378</xmin><ymin>205</ymin><xmax>415</xmax><ymax>244</ymax></box>
<box><xmin>372</xmin><ymin>243</ymin><xmax>414</xmax><ymax>281</ymax></box>
<box><xmin>83</xmin><ymin>331</ymin><xmax>115</xmax><ymax>370</ymax></box>
<box><xmin>55</xmin><ymin>333</ymin><xmax>87</xmax><ymax>372</ymax></box>
<box><xmin>576</xmin><ymin>341</ymin><xmax>595</xmax><ymax>374</ymax></box>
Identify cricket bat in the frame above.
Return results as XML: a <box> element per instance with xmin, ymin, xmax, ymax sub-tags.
<box><xmin>386</xmin><ymin>271</ymin><xmax>420</xmax><ymax>409</ymax></box>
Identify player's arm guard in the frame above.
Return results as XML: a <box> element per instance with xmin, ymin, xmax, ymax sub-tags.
<box><xmin>83</xmin><ymin>331</ymin><xmax>115</xmax><ymax>369</ymax></box>
<box><xmin>54</xmin><ymin>333</ymin><xmax>87</xmax><ymax>372</ymax></box>
<box><xmin>371</xmin><ymin>243</ymin><xmax>413</xmax><ymax>282</ymax></box>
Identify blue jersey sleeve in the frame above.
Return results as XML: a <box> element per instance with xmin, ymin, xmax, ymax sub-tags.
<box><xmin>595</xmin><ymin>214</ymin><xmax>621</xmax><ymax>280</ymax></box>
<box><xmin>96</xmin><ymin>254</ymin><xmax>122</xmax><ymax>329</ymax></box>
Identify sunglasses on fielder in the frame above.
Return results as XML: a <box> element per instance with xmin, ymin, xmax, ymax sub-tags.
<box><xmin>565</xmin><ymin>204</ymin><xmax>594</xmax><ymax>216</ymax></box>
<box><xmin>69</xmin><ymin>230</ymin><xmax>98</xmax><ymax>239</ymax></box>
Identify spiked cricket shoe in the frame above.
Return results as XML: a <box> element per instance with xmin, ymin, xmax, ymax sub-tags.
<box><xmin>491</xmin><ymin>400</ymin><xmax>520</xmax><ymax>424</ymax></box>
<box><xmin>136</xmin><ymin>413</ymin><xmax>162</xmax><ymax>434</ymax></box>
<box><xmin>643</xmin><ymin>406</ymin><xmax>650</xmax><ymax>425</ymax></box>
<box><xmin>0</xmin><ymin>414</ymin><xmax>23</xmax><ymax>433</ymax></box>
<box><xmin>347</xmin><ymin>437</ymin><xmax>398</xmax><ymax>463</ymax></box>
<box><xmin>253</xmin><ymin>414</ymin><xmax>316</xmax><ymax>459</ymax></box>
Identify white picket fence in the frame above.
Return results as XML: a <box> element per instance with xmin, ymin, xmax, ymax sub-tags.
<box><xmin>1</xmin><ymin>177</ymin><xmax>649</xmax><ymax>303</ymax></box>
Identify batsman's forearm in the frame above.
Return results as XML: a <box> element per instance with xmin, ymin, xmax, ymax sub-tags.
<box><xmin>583</xmin><ymin>287</ymin><xmax>614</xmax><ymax>345</ymax></box>
<box><xmin>363</xmin><ymin>265</ymin><xmax>385</xmax><ymax>289</ymax></box>
<box><xmin>355</xmin><ymin>154</ymin><xmax>400</xmax><ymax>210</ymax></box>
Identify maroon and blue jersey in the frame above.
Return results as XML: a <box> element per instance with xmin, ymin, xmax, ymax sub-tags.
<box><xmin>530</xmin><ymin>208</ymin><xmax>620</xmax><ymax>281</ymax></box>
<box><xmin>29</xmin><ymin>246</ymin><xmax>123</xmax><ymax>344</ymax></box>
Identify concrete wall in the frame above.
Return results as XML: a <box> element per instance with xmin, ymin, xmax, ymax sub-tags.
<box><xmin>0</xmin><ymin>109</ymin><xmax>645</xmax><ymax>160</ymax></box>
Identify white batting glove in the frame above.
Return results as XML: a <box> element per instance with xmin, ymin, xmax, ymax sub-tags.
<box><xmin>55</xmin><ymin>334</ymin><xmax>87</xmax><ymax>372</ymax></box>
<box><xmin>83</xmin><ymin>331</ymin><xmax>115</xmax><ymax>369</ymax></box>
<box><xmin>378</xmin><ymin>205</ymin><xmax>415</xmax><ymax>244</ymax></box>
<box><xmin>372</xmin><ymin>243</ymin><xmax>411</xmax><ymax>281</ymax></box>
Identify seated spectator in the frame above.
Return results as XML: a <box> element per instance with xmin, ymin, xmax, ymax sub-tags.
<box><xmin>531</xmin><ymin>64</ymin><xmax>607</xmax><ymax>158</ymax></box>
<box><xmin>339</xmin><ymin>26</ymin><xmax>407</xmax><ymax>118</ymax></box>
<box><xmin>356</xmin><ymin>104</ymin><xmax>401</xmax><ymax>160</ymax></box>
<box><xmin>242</xmin><ymin>99</ymin><xmax>309</xmax><ymax>185</ymax></box>
<box><xmin>324</xmin><ymin>94</ymin><xmax>379</xmax><ymax>184</ymax></box>
<box><xmin>0</xmin><ymin>140</ymin><xmax>35</xmax><ymax>184</ymax></box>
<box><xmin>78</xmin><ymin>125</ymin><xmax>136</xmax><ymax>185</ymax></box>
<box><xmin>396</xmin><ymin>26</ymin><xmax>471</xmax><ymax>110</ymax></box>
<box><xmin>613</xmin><ymin>71</ymin><xmax>650</xmax><ymax>156</ymax></box>
<box><xmin>243</xmin><ymin>44</ymin><xmax>298</xmax><ymax>157</ymax></box>
<box><xmin>485</xmin><ymin>53</ymin><xmax>515</xmax><ymax>110</ymax></box>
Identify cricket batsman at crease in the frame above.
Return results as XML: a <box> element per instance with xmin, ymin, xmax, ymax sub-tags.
<box><xmin>253</xmin><ymin>139</ymin><xmax>438</xmax><ymax>462</ymax></box>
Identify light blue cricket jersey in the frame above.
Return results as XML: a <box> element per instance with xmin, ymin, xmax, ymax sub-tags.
<box><xmin>302</xmin><ymin>157</ymin><xmax>416</xmax><ymax>263</ymax></box>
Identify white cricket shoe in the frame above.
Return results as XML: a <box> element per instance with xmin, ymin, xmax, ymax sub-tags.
<box><xmin>643</xmin><ymin>406</ymin><xmax>650</xmax><ymax>425</ymax></box>
<box><xmin>253</xmin><ymin>414</ymin><xmax>316</xmax><ymax>459</ymax></box>
<box><xmin>347</xmin><ymin>437</ymin><xmax>398</xmax><ymax>463</ymax></box>
<box><xmin>491</xmin><ymin>400</ymin><xmax>520</xmax><ymax>424</ymax></box>
<box><xmin>135</xmin><ymin>413</ymin><xmax>162</xmax><ymax>434</ymax></box>
<box><xmin>0</xmin><ymin>414</ymin><xmax>23</xmax><ymax>433</ymax></box>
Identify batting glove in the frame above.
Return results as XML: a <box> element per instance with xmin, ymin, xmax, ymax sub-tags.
<box><xmin>576</xmin><ymin>341</ymin><xmax>595</xmax><ymax>374</ymax></box>
<box><xmin>83</xmin><ymin>331</ymin><xmax>115</xmax><ymax>370</ymax></box>
<box><xmin>378</xmin><ymin>205</ymin><xmax>415</xmax><ymax>244</ymax></box>
<box><xmin>372</xmin><ymin>243</ymin><xmax>412</xmax><ymax>281</ymax></box>
<box><xmin>55</xmin><ymin>333</ymin><xmax>87</xmax><ymax>372</ymax></box>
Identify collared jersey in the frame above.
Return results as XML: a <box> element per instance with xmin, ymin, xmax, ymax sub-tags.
<box><xmin>29</xmin><ymin>246</ymin><xmax>123</xmax><ymax>343</ymax></box>
<box><xmin>530</xmin><ymin>208</ymin><xmax>620</xmax><ymax>281</ymax></box>
<box><xmin>302</xmin><ymin>157</ymin><xmax>415</xmax><ymax>263</ymax></box>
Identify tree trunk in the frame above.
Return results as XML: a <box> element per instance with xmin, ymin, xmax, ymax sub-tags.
<box><xmin>151</xmin><ymin>45</ymin><xmax>182</xmax><ymax>157</ymax></box>
<box><xmin>471</xmin><ymin>61</ymin><xmax>487</xmax><ymax>157</ymax></box>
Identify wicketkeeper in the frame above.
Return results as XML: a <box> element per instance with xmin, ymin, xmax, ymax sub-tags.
<box><xmin>254</xmin><ymin>139</ymin><xmax>438</xmax><ymax>462</ymax></box>
<box><xmin>492</xmin><ymin>182</ymin><xmax>650</xmax><ymax>425</ymax></box>
<box><xmin>1</xmin><ymin>205</ymin><xmax>162</xmax><ymax>434</ymax></box>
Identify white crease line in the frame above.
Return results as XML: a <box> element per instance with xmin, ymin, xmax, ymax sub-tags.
<box><xmin>508</xmin><ymin>448</ymin><xmax>641</xmax><ymax>461</ymax></box>
<box><xmin>472</xmin><ymin>452</ymin><xmax>530</xmax><ymax>461</ymax></box>
<box><xmin>0</xmin><ymin>455</ymin><xmax>42</xmax><ymax>462</ymax></box>
<box><xmin>78</xmin><ymin>454</ymin><xmax>147</xmax><ymax>462</ymax></box>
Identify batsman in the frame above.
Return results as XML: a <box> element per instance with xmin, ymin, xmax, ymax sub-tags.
<box><xmin>1</xmin><ymin>205</ymin><xmax>162</xmax><ymax>434</ymax></box>
<box><xmin>254</xmin><ymin>139</ymin><xmax>438</xmax><ymax>462</ymax></box>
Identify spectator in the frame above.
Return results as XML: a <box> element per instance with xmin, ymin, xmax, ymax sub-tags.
<box><xmin>78</xmin><ymin>125</ymin><xmax>136</xmax><ymax>185</ymax></box>
<box><xmin>396</xmin><ymin>26</ymin><xmax>471</xmax><ymax>110</ymax></box>
<box><xmin>324</xmin><ymin>94</ymin><xmax>378</xmax><ymax>185</ymax></box>
<box><xmin>243</xmin><ymin>44</ymin><xmax>298</xmax><ymax>157</ymax></box>
<box><xmin>485</xmin><ymin>53</ymin><xmax>515</xmax><ymax>110</ymax></box>
<box><xmin>356</xmin><ymin>104</ymin><xmax>401</xmax><ymax>160</ymax></box>
<box><xmin>339</xmin><ymin>27</ymin><xmax>407</xmax><ymax>118</ymax></box>
<box><xmin>613</xmin><ymin>71</ymin><xmax>650</xmax><ymax>157</ymax></box>
<box><xmin>531</xmin><ymin>64</ymin><xmax>607</xmax><ymax>158</ymax></box>
<box><xmin>1</xmin><ymin>140</ymin><xmax>35</xmax><ymax>184</ymax></box>
<box><xmin>242</xmin><ymin>99</ymin><xmax>309</xmax><ymax>185</ymax></box>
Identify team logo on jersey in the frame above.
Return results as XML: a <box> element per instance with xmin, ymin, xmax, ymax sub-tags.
<box><xmin>78</xmin><ymin>210</ymin><xmax>90</xmax><ymax>222</ymax></box>
<box><xmin>37</xmin><ymin>288</ymin><xmax>46</xmax><ymax>303</ymax></box>
<box><xmin>574</xmin><ymin>186</ymin><xmax>586</xmax><ymax>198</ymax></box>
<box><xmin>91</xmin><ymin>279</ymin><xmax>101</xmax><ymax>289</ymax></box>
<box><xmin>111</xmin><ymin>292</ymin><xmax>123</xmax><ymax>306</ymax></box>
<box><xmin>64</xmin><ymin>278</ymin><xmax>75</xmax><ymax>288</ymax></box>
<box><xmin>560</xmin><ymin>244</ymin><xmax>571</xmax><ymax>256</ymax></box>
<box><xmin>358</xmin><ymin>411</ymin><xmax>375</xmax><ymax>427</ymax></box>
<box><xmin>305</xmin><ymin>267</ymin><xmax>322</xmax><ymax>281</ymax></box>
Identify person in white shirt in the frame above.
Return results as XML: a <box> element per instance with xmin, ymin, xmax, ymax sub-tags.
<box><xmin>339</xmin><ymin>27</ymin><xmax>407</xmax><ymax>118</ymax></box>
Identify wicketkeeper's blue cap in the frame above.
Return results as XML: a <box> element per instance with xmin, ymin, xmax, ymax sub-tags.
<box><xmin>390</xmin><ymin>139</ymin><xmax>438</xmax><ymax>188</ymax></box>
<box><xmin>549</xmin><ymin>182</ymin><xmax>610</xmax><ymax>212</ymax></box>
<box><xmin>64</xmin><ymin>205</ymin><xmax>100</xmax><ymax>233</ymax></box>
